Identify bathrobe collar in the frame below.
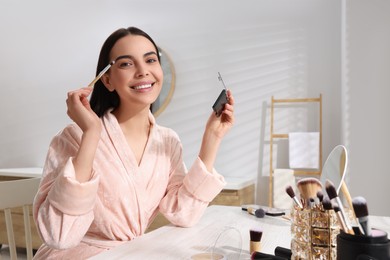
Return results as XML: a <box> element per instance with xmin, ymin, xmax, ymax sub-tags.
<box><xmin>102</xmin><ymin>108</ymin><xmax>156</xmax><ymax>172</ymax></box>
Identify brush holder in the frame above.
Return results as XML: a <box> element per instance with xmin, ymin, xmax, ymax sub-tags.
<box><xmin>337</xmin><ymin>229</ymin><xmax>390</xmax><ymax>259</ymax></box>
<box><xmin>290</xmin><ymin>205</ymin><xmax>347</xmax><ymax>259</ymax></box>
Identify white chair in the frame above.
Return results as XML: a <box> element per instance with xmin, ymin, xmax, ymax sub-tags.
<box><xmin>0</xmin><ymin>178</ymin><xmax>41</xmax><ymax>260</ymax></box>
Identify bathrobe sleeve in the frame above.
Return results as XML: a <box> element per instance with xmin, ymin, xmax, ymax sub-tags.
<box><xmin>158</xmin><ymin>130</ymin><xmax>226</xmax><ymax>227</ymax></box>
<box><xmin>33</xmin><ymin>124</ymin><xmax>100</xmax><ymax>249</ymax></box>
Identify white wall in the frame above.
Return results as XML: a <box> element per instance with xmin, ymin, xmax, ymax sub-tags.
<box><xmin>1</xmin><ymin>1</ymin><xmax>345</xmax><ymax>210</ymax></box>
<box><xmin>344</xmin><ymin>0</ymin><xmax>390</xmax><ymax>216</ymax></box>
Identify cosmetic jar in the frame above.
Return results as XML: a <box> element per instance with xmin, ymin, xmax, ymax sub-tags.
<box><xmin>337</xmin><ymin>229</ymin><xmax>390</xmax><ymax>259</ymax></box>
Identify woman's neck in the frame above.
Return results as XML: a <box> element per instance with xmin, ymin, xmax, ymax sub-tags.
<box><xmin>112</xmin><ymin>105</ymin><xmax>151</xmax><ymax>134</ymax></box>
<box><xmin>112</xmin><ymin>105</ymin><xmax>151</xmax><ymax>165</ymax></box>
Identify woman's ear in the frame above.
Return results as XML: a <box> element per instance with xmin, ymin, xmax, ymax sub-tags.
<box><xmin>101</xmin><ymin>74</ymin><xmax>115</xmax><ymax>92</ymax></box>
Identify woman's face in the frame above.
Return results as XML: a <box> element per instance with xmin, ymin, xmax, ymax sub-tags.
<box><xmin>103</xmin><ymin>34</ymin><xmax>163</xmax><ymax>109</ymax></box>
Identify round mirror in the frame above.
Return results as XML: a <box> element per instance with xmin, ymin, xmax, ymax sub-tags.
<box><xmin>320</xmin><ymin>145</ymin><xmax>348</xmax><ymax>194</ymax></box>
<box><xmin>151</xmin><ymin>48</ymin><xmax>175</xmax><ymax>117</ymax></box>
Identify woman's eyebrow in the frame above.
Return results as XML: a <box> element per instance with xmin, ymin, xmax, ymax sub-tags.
<box><xmin>114</xmin><ymin>55</ymin><xmax>132</xmax><ymax>62</ymax></box>
<box><xmin>114</xmin><ymin>51</ymin><xmax>158</xmax><ymax>62</ymax></box>
<box><xmin>144</xmin><ymin>51</ymin><xmax>158</xmax><ymax>57</ymax></box>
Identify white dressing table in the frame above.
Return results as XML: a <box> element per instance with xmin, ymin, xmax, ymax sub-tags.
<box><xmin>91</xmin><ymin>205</ymin><xmax>292</xmax><ymax>259</ymax></box>
<box><xmin>90</xmin><ymin>205</ymin><xmax>390</xmax><ymax>259</ymax></box>
<box><xmin>0</xmin><ymin>167</ymin><xmax>43</xmax><ymax>180</ymax></box>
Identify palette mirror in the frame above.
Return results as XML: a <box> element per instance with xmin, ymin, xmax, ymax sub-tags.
<box><xmin>151</xmin><ymin>48</ymin><xmax>175</xmax><ymax>117</ymax></box>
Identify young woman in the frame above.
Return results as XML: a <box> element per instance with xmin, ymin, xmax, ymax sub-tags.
<box><xmin>33</xmin><ymin>27</ymin><xmax>234</xmax><ymax>259</ymax></box>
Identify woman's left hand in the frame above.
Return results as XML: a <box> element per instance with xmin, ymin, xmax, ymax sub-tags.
<box><xmin>205</xmin><ymin>89</ymin><xmax>235</xmax><ymax>139</ymax></box>
<box><xmin>198</xmin><ymin>89</ymin><xmax>235</xmax><ymax>171</ymax></box>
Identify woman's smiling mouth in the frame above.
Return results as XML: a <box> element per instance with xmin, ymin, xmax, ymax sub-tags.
<box><xmin>131</xmin><ymin>83</ymin><xmax>153</xmax><ymax>90</ymax></box>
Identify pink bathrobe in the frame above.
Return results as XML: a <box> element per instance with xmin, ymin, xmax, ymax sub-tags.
<box><xmin>33</xmin><ymin>111</ymin><xmax>226</xmax><ymax>259</ymax></box>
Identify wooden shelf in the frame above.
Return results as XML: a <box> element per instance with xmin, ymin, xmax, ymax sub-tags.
<box><xmin>210</xmin><ymin>183</ymin><xmax>255</xmax><ymax>206</ymax></box>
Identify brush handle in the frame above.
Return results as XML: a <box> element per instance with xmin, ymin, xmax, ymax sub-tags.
<box><xmin>250</xmin><ymin>241</ymin><xmax>261</xmax><ymax>255</ymax></box>
<box><xmin>88</xmin><ymin>63</ymin><xmax>112</xmax><ymax>87</ymax></box>
<box><xmin>336</xmin><ymin>211</ymin><xmax>348</xmax><ymax>233</ymax></box>
<box><xmin>359</xmin><ymin>216</ymin><xmax>372</xmax><ymax>236</ymax></box>
<box><xmin>335</xmin><ymin>197</ymin><xmax>354</xmax><ymax>234</ymax></box>
<box><xmin>293</xmin><ymin>197</ymin><xmax>303</xmax><ymax>209</ymax></box>
<box><xmin>341</xmin><ymin>181</ymin><xmax>353</xmax><ymax>212</ymax></box>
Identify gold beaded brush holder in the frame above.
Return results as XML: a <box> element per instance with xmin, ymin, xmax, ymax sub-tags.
<box><xmin>290</xmin><ymin>178</ymin><xmax>341</xmax><ymax>260</ymax></box>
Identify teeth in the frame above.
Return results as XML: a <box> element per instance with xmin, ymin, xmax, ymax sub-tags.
<box><xmin>132</xmin><ymin>84</ymin><xmax>152</xmax><ymax>90</ymax></box>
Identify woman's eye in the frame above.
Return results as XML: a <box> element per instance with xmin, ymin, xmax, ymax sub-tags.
<box><xmin>146</xmin><ymin>58</ymin><xmax>157</xmax><ymax>63</ymax></box>
<box><xmin>118</xmin><ymin>59</ymin><xmax>133</xmax><ymax>68</ymax></box>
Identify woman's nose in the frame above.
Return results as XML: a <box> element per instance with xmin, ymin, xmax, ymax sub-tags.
<box><xmin>135</xmin><ymin>63</ymin><xmax>149</xmax><ymax>77</ymax></box>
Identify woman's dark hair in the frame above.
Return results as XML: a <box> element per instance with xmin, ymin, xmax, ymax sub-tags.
<box><xmin>90</xmin><ymin>27</ymin><xmax>160</xmax><ymax>117</ymax></box>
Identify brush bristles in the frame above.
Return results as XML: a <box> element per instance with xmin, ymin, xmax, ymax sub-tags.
<box><xmin>250</xmin><ymin>228</ymin><xmax>263</xmax><ymax>242</ymax></box>
<box><xmin>322</xmin><ymin>196</ymin><xmax>333</xmax><ymax>210</ymax></box>
<box><xmin>297</xmin><ymin>177</ymin><xmax>322</xmax><ymax>187</ymax></box>
<box><xmin>316</xmin><ymin>190</ymin><xmax>324</xmax><ymax>202</ymax></box>
<box><xmin>352</xmin><ymin>196</ymin><xmax>369</xmax><ymax>218</ymax></box>
<box><xmin>297</xmin><ymin>178</ymin><xmax>323</xmax><ymax>200</ymax></box>
<box><xmin>285</xmin><ymin>185</ymin><xmax>296</xmax><ymax>198</ymax></box>
<box><xmin>325</xmin><ymin>180</ymin><xmax>338</xmax><ymax>200</ymax></box>
<box><xmin>255</xmin><ymin>208</ymin><xmax>266</xmax><ymax>218</ymax></box>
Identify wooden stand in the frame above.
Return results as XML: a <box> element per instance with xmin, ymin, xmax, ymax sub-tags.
<box><xmin>269</xmin><ymin>95</ymin><xmax>323</xmax><ymax>207</ymax></box>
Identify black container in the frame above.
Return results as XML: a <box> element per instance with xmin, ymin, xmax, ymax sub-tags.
<box><xmin>337</xmin><ymin>229</ymin><xmax>390</xmax><ymax>260</ymax></box>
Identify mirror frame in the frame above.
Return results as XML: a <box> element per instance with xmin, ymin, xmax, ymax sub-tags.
<box><xmin>320</xmin><ymin>145</ymin><xmax>348</xmax><ymax>193</ymax></box>
<box><xmin>320</xmin><ymin>145</ymin><xmax>353</xmax><ymax>209</ymax></box>
<box><xmin>152</xmin><ymin>48</ymin><xmax>175</xmax><ymax>117</ymax></box>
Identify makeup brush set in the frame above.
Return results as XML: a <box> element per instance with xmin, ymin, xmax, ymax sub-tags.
<box><xmin>285</xmin><ymin>177</ymin><xmax>390</xmax><ymax>259</ymax></box>
<box><xmin>242</xmin><ymin>205</ymin><xmax>286</xmax><ymax>218</ymax></box>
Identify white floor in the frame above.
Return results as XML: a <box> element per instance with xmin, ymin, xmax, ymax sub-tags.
<box><xmin>0</xmin><ymin>245</ymin><xmax>28</xmax><ymax>260</ymax></box>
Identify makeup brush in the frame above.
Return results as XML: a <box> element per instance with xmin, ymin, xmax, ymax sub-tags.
<box><xmin>333</xmin><ymin>205</ymin><xmax>349</xmax><ymax>234</ymax></box>
<box><xmin>247</xmin><ymin>207</ymin><xmax>266</xmax><ymax>218</ymax></box>
<box><xmin>88</xmin><ymin>60</ymin><xmax>116</xmax><ymax>87</ymax></box>
<box><xmin>352</xmin><ymin>196</ymin><xmax>372</xmax><ymax>236</ymax></box>
<box><xmin>323</xmin><ymin>196</ymin><xmax>350</xmax><ymax>234</ymax></box>
<box><xmin>322</xmin><ymin>196</ymin><xmax>333</xmax><ymax>211</ymax></box>
<box><xmin>297</xmin><ymin>178</ymin><xmax>322</xmax><ymax>206</ymax></box>
<box><xmin>308</xmin><ymin>198</ymin><xmax>316</xmax><ymax>209</ymax></box>
<box><xmin>249</xmin><ymin>227</ymin><xmax>263</xmax><ymax>254</ymax></box>
<box><xmin>316</xmin><ymin>190</ymin><xmax>324</xmax><ymax>203</ymax></box>
<box><xmin>285</xmin><ymin>185</ymin><xmax>303</xmax><ymax>209</ymax></box>
<box><xmin>325</xmin><ymin>179</ymin><xmax>354</xmax><ymax>235</ymax></box>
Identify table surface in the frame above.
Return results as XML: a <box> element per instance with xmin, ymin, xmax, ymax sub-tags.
<box><xmin>90</xmin><ymin>205</ymin><xmax>390</xmax><ymax>260</ymax></box>
<box><xmin>90</xmin><ymin>205</ymin><xmax>292</xmax><ymax>260</ymax></box>
<box><xmin>0</xmin><ymin>168</ymin><xmax>253</xmax><ymax>190</ymax></box>
<box><xmin>0</xmin><ymin>167</ymin><xmax>43</xmax><ymax>178</ymax></box>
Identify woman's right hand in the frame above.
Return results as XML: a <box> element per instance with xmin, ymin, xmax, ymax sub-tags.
<box><xmin>66</xmin><ymin>87</ymin><xmax>101</xmax><ymax>134</ymax></box>
<box><xmin>66</xmin><ymin>87</ymin><xmax>101</xmax><ymax>182</ymax></box>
